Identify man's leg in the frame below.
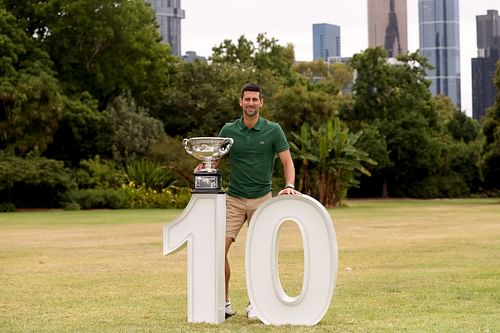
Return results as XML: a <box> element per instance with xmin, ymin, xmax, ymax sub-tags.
<box><xmin>225</xmin><ymin>236</ymin><xmax>234</xmax><ymax>302</ymax></box>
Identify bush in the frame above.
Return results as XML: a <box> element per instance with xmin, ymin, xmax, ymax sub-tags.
<box><xmin>75</xmin><ymin>156</ymin><xmax>127</xmax><ymax>189</ymax></box>
<box><xmin>0</xmin><ymin>153</ymin><xmax>76</xmax><ymax>208</ymax></box>
<box><xmin>0</xmin><ymin>202</ymin><xmax>16</xmax><ymax>212</ymax></box>
<box><xmin>125</xmin><ymin>159</ymin><xmax>176</xmax><ymax>191</ymax></box>
<box><xmin>70</xmin><ymin>189</ymin><xmax>129</xmax><ymax>209</ymax></box>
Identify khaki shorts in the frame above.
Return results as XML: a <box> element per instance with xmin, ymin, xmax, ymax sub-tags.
<box><xmin>226</xmin><ymin>192</ymin><xmax>272</xmax><ymax>241</ymax></box>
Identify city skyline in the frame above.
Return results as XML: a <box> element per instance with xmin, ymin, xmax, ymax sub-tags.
<box><xmin>182</xmin><ymin>0</ymin><xmax>500</xmax><ymax>116</ymax></box>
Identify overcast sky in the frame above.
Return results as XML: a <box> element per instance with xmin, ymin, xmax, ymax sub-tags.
<box><xmin>182</xmin><ymin>0</ymin><xmax>500</xmax><ymax>116</ymax></box>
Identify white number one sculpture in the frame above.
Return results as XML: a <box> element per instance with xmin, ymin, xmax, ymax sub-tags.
<box><xmin>163</xmin><ymin>194</ymin><xmax>338</xmax><ymax>326</ymax></box>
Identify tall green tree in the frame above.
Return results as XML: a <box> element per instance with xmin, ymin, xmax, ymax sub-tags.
<box><xmin>480</xmin><ymin>62</ymin><xmax>500</xmax><ymax>190</ymax></box>
<box><xmin>0</xmin><ymin>7</ymin><xmax>62</xmax><ymax>155</ymax></box>
<box><xmin>4</xmin><ymin>0</ymin><xmax>176</xmax><ymax>109</ymax></box>
<box><xmin>347</xmin><ymin>47</ymin><xmax>447</xmax><ymax>197</ymax></box>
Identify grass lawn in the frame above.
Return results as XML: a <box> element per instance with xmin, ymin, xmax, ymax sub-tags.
<box><xmin>0</xmin><ymin>199</ymin><xmax>499</xmax><ymax>332</ymax></box>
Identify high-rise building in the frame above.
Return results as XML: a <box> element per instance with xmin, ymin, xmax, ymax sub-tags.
<box><xmin>472</xmin><ymin>10</ymin><xmax>500</xmax><ymax>120</ymax></box>
<box><xmin>418</xmin><ymin>0</ymin><xmax>461</xmax><ymax>108</ymax></box>
<box><xmin>367</xmin><ymin>0</ymin><xmax>408</xmax><ymax>57</ymax></box>
<box><xmin>313</xmin><ymin>23</ymin><xmax>341</xmax><ymax>61</ymax></box>
<box><xmin>145</xmin><ymin>0</ymin><xmax>185</xmax><ymax>57</ymax></box>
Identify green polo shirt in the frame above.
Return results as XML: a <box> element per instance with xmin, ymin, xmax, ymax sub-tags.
<box><xmin>219</xmin><ymin>117</ymin><xmax>289</xmax><ymax>199</ymax></box>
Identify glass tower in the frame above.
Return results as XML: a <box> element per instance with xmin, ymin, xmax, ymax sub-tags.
<box><xmin>368</xmin><ymin>0</ymin><xmax>408</xmax><ymax>57</ymax></box>
<box><xmin>418</xmin><ymin>0</ymin><xmax>461</xmax><ymax>108</ymax></box>
<box><xmin>472</xmin><ymin>10</ymin><xmax>500</xmax><ymax>120</ymax></box>
<box><xmin>313</xmin><ymin>23</ymin><xmax>341</xmax><ymax>61</ymax></box>
<box><xmin>145</xmin><ymin>0</ymin><xmax>185</xmax><ymax>57</ymax></box>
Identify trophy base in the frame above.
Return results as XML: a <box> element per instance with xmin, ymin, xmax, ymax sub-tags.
<box><xmin>193</xmin><ymin>170</ymin><xmax>224</xmax><ymax>194</ymax></box>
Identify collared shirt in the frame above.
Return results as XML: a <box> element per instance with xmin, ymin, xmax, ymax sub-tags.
<box><xmin>219</xmin><ymin>117</ymin><xmax>289</xmax><ymax>198</ymax></box>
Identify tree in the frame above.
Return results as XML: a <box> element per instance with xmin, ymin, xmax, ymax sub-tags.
<box><xmin>347</xmin><ymin>47</ymin><xmax>450</xmax><ymax>197</ymax></box>
<box><xmin>480</xmin><ymin>61</ymin><xmax>500</xmax><ymax>191</ymax></box>
<box><xmin>290</xmin><ymin>118</ymin><xmax>376</xmax><ymax>207</ymax></box>
<box><xmin>3</xmin><ymin>0</ymin><xmax>176</xmax><ymax>109</ymax></box>
<box><xmin>44</xmin><ymin>93</ymin><xmax>108</xmax><ymax>166</ymax></box>
<box><xmin>102</xmin><ymin>95</ymin><xmax>166</xmax><ymax>164</ymax></box>
<box><xmin>0</xmin><ymin>7</ymin><xmax>63</xmax><ymax>155</ymax></box>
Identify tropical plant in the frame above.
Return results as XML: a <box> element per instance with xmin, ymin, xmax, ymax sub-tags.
<box><xmin>125</xmin><ymin>159</ymin><xmax>175</xmax><ymax>191</ymax></box>
<box><xmin>290</xmin><ymin>118</ymin><xmax>376</xmax><ymax>207</ymax></box>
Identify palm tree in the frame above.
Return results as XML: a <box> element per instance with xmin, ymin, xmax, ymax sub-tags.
<box><xmin>290</xmin><ymin>118</ymin><xmax>376</xmax><ymax>207</ymax></box>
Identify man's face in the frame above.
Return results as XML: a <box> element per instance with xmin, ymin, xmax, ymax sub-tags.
<box><xmin>240</xmin><ymin>91</ymin><xmax>263</xmax><ymax>118</ymax></box>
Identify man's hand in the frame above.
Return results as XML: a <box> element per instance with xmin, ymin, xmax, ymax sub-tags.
<box><xmin>194</xmin><ymin>163</ymin><xmax>204</xmax><ymax>172</ymax></box>
<box><xmin>278</xmin><ymin>187</ymin><xmax>301</xmax><ymax>196</ymax></box>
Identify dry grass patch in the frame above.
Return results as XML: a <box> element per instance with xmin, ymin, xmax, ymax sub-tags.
<box><xmin>1</xmin><ymin>199</ymin><xmax>499</xmax><ymax>332</ymax></box>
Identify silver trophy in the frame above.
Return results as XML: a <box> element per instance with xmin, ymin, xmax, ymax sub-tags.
<box><xmin>183</xmin><ymin>137</ymin><xmax>234</xmax><ymax>193</ymax></box>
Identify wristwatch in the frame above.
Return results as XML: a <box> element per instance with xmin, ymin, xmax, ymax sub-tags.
<box><xmin>285</xmin><ymin>184</ymin><xmax>295</xmax><ymax>189</ymax></box>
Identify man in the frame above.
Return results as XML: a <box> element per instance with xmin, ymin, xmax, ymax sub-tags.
<box><xmin>214</xmin><ymin>83</ymin><xmax>299</xmax><ymax>319</ymax></box>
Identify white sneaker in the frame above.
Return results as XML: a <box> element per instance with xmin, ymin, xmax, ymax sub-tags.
<box><xmin>225</xmin><ymin>300</ymin><xmax>235</xmax><ymax>318</ymax></box>
<box><xmin>246</xmin><ymin>303</ymin><xmax>259</xmax><ymax>320</ymax></box>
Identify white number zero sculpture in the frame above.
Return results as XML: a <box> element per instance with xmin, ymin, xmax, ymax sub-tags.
<box><xmin>245</xmin><ymin>195</ymin><xmax>338</xmax><ymax>325</ymax></box>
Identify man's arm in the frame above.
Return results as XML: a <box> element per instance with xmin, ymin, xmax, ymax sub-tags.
<box><xmin>278</xmin><ymin>150</ymin><xmax>299</xmax><ymax>195</ymax></box>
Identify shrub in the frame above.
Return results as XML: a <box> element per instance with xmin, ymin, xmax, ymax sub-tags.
<box><xmin>75</xmin><ymin>156</ymin><xmax>127</xmax><ymax>189</ymax></box>
<box><xmin>120</xmin><ymin>182</ymin><xmax>191</xmax><ymax>209</ymax></box>
<box><xmin>0</xmin><ymin>153</ymin><xmax>76</xmax><ymax>208</ymax></box>
<box><xmin>70</xmin><ymin>189</ymin><xmax>129</xmax><ymax>209</ymax></box>
<box><xmin>125</xmin><ymin>159</ymin><xmax>176</xmax><ymax>191</ymax></box>
<box><xmin>0</xmin><ymin>202</ymin><xmax>16</xmax><ymax>212</ymax></box>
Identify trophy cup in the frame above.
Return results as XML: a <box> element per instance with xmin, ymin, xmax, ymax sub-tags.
<box><xmin>183</xmin><ymin>137</ymin><xmax>234</xmax><ymax>193</ymax></box>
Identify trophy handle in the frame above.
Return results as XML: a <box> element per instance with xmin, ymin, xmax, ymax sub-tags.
<box><xmin>183</xmin><ymin>138</ymin><xmax>193</xmax><ymax>156</ymax></box>
<box><xmin>220</xmin><ymin>138</ymin><xmax>234</xmax><ymax>153</ymax></box>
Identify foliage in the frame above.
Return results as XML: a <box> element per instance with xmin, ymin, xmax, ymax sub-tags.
<box><xmin>211</xmin><ymin>33</ymin><xmax>297</xmax><ymax>83</ymax></box>
<box><xmin>155</xmin><ymin>61</ymin><xmax>244</xmax><ymax>137</ymax></box>
<box><xmin>0</xmin><ymin>202</ymin><xmax>16</xmax><ymax>212</ymax></box>
<box><xmin>290</xmin><ymin>118</ymin><xmax>376</xmax><ymax>207</ymax></box>
<box><xmin>44</xmin><ymin>93</ymin><xmax>108</xmax><ymax>165</ymax></box>
<box><xmin>69</xmin><ymin>188</ymin><xmax>128</xmax><ymax>209</ymax></box>
<box><xmin>0</xmin><ymin>152</ymin><xmax>75</xmax><ymax>207</ymax></box>
<box><xmin>3</xmin><ymin>0</ymin><xmax>176</xmax><ymax>109</ymax></box>
<box><xmin>346</xmin><ymin>48</ymin><xmax>474</xmax><ymax>198</ymax></box>
<box><xmin>125</xmin><ymin>159</ymin><xmax>176</xmax><ymax>191</ymax></box>
<box><xmin>267</xmin><ymin>84</ymin><xmax>343</xmax><ymax>135</ymax></box>
<box><xmin>0</xmin><ymin>7</ymin><xmax>63</xmax><ymax>155</ymax></box>
<box><xmin>294</xmin><ymin>60</ymin><xmax>353</xmax><ymax>94</ymax></box>
<box><xmin>103</xmin><ymin>95</ymin><xmax>166</xmax><ymax>164</ymax></box>
<box><xmin>480</xmin><ymin>62</ymin><xmax>500</xmax><ymax>191</ymax></box>
<box><xmin>120</xmin><ymin>182</ymin><xmax>190</xmax><ymax>209</ymax></box>
<box><xmin>75</xmin><ymin>156</ymin><xmax>126</xmax><ymax>190</ymax></box>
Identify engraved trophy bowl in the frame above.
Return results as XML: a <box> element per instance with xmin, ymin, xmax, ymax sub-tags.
<box><xmin>183</xmin><ymin>137</ymin><xmax>234</xmax><ymax>193</ymax></box>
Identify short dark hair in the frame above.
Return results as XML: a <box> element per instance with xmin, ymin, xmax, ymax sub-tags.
<box><xmin>240</xmin><ymin>82</ymin><xmax>262</xmax><ymax>99</ymax></box>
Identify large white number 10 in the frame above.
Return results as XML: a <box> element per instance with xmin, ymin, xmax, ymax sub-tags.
<box><xmin>163</xmin><ymin>194</ymin><xmax>338</xmax><ymax>326</ymax></box>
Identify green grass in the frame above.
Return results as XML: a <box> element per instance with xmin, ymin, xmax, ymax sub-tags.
<box><xmin>1</xmin><ymin>199</ymin><xmax>499</xmax><ymax>332</ymax></box>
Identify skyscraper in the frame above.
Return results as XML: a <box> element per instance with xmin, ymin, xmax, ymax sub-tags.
<box><xmin>313</xmin><ymin>23</ymin><xmax>341</xmax><ymax>61</ymax></box>
<box><xmin>472</xmin><ymin>10</ymin><xmax>500</xmax><ymax>120</ymax></box>
<box><xmin>367</xmin><ymin>0</ymin><xmax>408</xmax><ymax>57</ymax></box>
<box><xmin>418</xmin><ymin>0</ymin><xmax>461</xmax><ymax>108</ymax></box>
<box><xmin>145</xmin><ymin>0</ymin><xmax>185</xmax><ymax>57</ymax></box>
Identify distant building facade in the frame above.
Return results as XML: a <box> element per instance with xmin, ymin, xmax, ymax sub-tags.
<box><xmin>367</xmin><ymin>0</ymin><xmax>408</xmax><ymax>57</ymax></box>
<box><xmin>472</xmin><ymin>9</ymin><xmax>500</xmax><ymax>120</ymax></box>
<box><xmin>145</xmin><ymin>0</ymin><xmax>185</xmax><ymax>56</ymax></box>
<box><xmin>418</xmin><ymin>0</ymin><xmax>461</xmax><ymax>108</ymax></box>
<box><xmin>313</xmin><ymin>23</ymin><xmax>341</xmax><ymax>61</ymax></box>
<box><xmin>182</xmin><ymin>51</ymin><xmax>207</xmax><ymax>63</ymax></box>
